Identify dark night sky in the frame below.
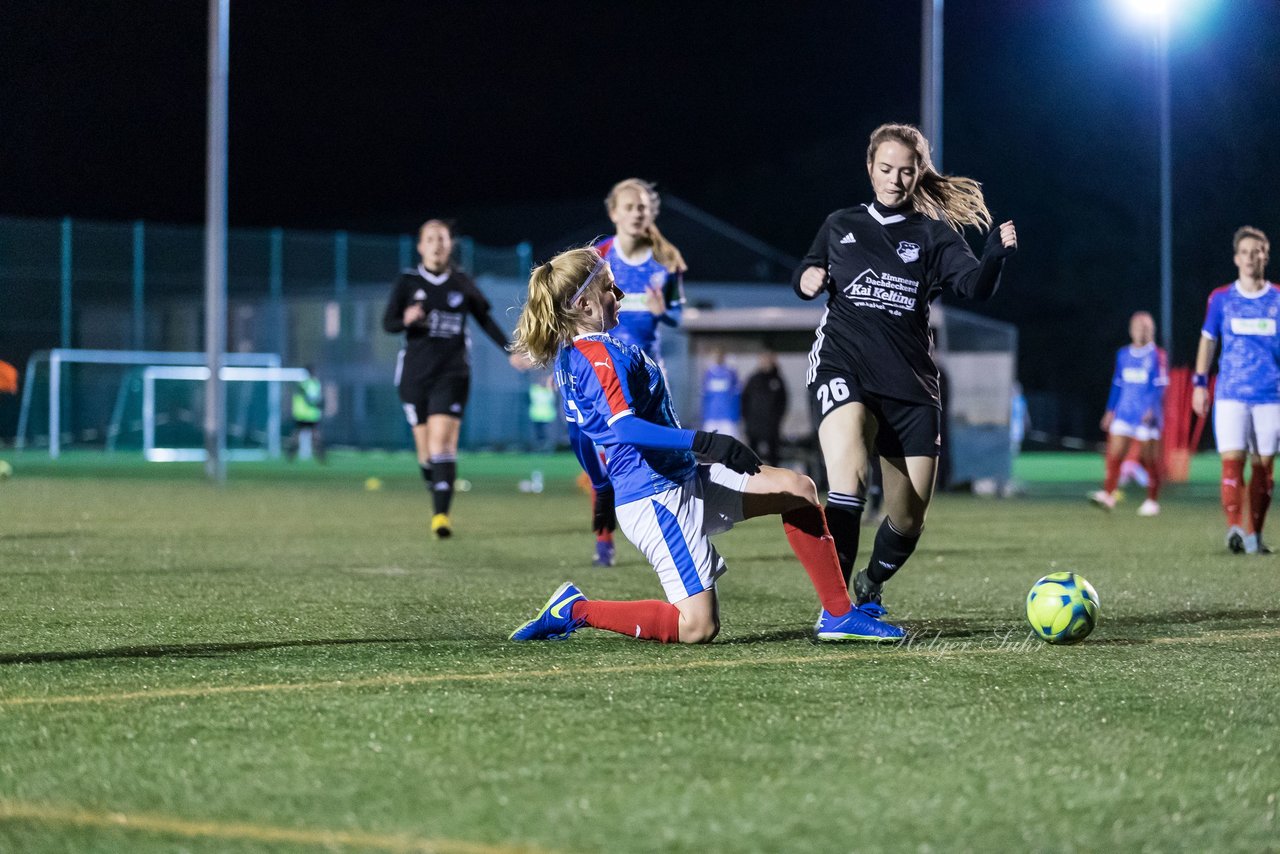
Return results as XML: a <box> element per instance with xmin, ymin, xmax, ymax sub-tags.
<box><xmin>3</xmin><ymin>0</ymin><xmax>1280</xmax><ymax>431</ymax></box>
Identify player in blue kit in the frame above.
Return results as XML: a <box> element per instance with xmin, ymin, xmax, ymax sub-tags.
<box><xmin>507</xmin><ymin>247</ymin><xmax>902</xmax><ymax>644</ymax></box>
<box><xmin>582</xmin><ymin>179</ymin><xmax>688</xmax><ymax>567</ymax></box>
<box><xmin>595</xmin><ymin>178</ymin><xmax>686</xmax><ymax>366</ymax></box>
<box><xmin>701</xmin><ymin>348</ymin><xmax>742</xmax><ymax>438</ymax></box>
<box><xmin>1192</xmin><ymin>226</ymin><xmax>1280</xmax><ymax>554</ymax></box>
<box><xmin>1090</xmin><ymin>312</ymin><xmax>1167</xmax><ymax>516</ymax></box>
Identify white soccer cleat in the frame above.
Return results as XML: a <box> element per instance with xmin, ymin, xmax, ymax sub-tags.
<box><xmin>1088</xmin><ymin>490</ymin><xmax>1117</xmax><ymax>511</ymax></box>
<box><xmin>1137</xmin><ymin>499</ymin><xmax>1160</xmax><ymax>517</ymax></box>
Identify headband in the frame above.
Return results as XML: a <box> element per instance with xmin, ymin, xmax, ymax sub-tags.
<box><xmin>566</xmin><ymin>256</ymin><xmax>608</xmax><ymax>308</ymax></box>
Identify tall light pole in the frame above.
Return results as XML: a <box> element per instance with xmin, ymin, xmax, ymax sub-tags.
<box><xmin>921</xmin><ymin>0</ymin><xmax>944</xmax><ymax>170</ymax></box>
<box><xmin>204</xmin><ymin>0</ymin><xmax>230</xmax><ymax>483</ymax></box>
<box><xmin>1118</xmin><ymin>0</ymin><xmax>1176</xmax><ymax>358</ymax></box>
<box><xmin>1156</xmin><ymin>10</ymin><xmax>1173</xmax><ymax>359</ymax></box>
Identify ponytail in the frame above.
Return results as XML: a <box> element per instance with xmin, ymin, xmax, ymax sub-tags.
<box><xmin>605</xmin><ymin>177</ymin><xmax>687</xmax><ymax>273</ymax></box>
<box><xmin>646</xmin><ymin>223</ymin><xmax>687</xmax><ymax>273</ymax></box>
<box><xmin>512</xmin><ymin>249</ymin><xmax>602</xmax><ymax>367</ymax></box>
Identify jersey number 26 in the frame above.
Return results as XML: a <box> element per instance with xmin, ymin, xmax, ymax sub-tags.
<box><xmin>816</xmin><ymin>377</ymin><xmax>850</xmax><ymax>415</ymax></box>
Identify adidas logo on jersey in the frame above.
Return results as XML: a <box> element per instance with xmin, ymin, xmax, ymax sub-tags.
<box><xmin>840</xmin><ymin>233</ymin><xmax>857</xmax><ymax>244</ymax></box>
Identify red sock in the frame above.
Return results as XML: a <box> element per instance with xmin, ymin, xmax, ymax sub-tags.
<box><xmin>597</xmin><ymin>530</ymin><xmax>613</xmax><ymax>545</ymax></box>
<box><xmin>571</xmin><ymin>599</ymin><xmax>681</xmax><ymax>643</ymax></box>
<box><xmin>1103</xmin><ymin>453</ymin><xmax>1122</xmax><ymax>493</ymax></box>
<box><xmin>1222</xmin><ymin>459</ymin><xmax>1245</xmax><ymax>528</ymax></box>
<box><xmin>1146</xmin><ymin>465</ymin><xmax>1161</xmax><ymax>501</ymax></box>
<box><xmin>1250</xmin><ymin>462</ymin><xmax>1274</xmax><ymax>536</ymax></box>
<box><xmin>782</xmin><ymin>505</ymin><xmax>853</xmax><ymax>616</ymax></box>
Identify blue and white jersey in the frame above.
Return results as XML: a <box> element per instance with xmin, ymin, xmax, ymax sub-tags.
<box><xmin>596</xmin><ymin>237</ymin><xmax>684</xmax><ymax>361</ymax></box>
<box><xmin>555</xmin><ymin>332</ymin><xmax>697</xmax><ymax>503</ymax></box>
<box><xmin>1201</xmin><ymin>281</ymin><xmax>1280</xmax><ymax>403</ymax></box>
<box><xmin>1107</xmin><ymin>343</ymin><xmax>1168</xmax><ymax>426</ymax></box>
<box><xmin>701</xmin><ymin>364</ymin><xmax>741</xmax><ymax>423</ymax></box>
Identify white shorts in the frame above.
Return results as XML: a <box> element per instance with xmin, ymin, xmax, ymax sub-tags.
<box><xmin>1214</xmin><ymin>399</ymin><xmax>1280</xmax><ymax>455</ymax></box>
<box><xmin>615</xmin><ymin>463</ymin><xmax>751</xmax><ymax>603</ymax></box>
<box><xmin>1109</xmin><ymin>419</ymin><xmax>1160</xmax><ymax>442</ymax></box>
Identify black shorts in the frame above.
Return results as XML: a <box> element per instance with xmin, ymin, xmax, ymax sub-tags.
<box><xmin>809</xmin><ymin>370</ymin><xmax>940</xmax><ymax>458</ymax></box>
<box><xmin>399</xmin><ymin>372</ymin><xmax>470</xmax><ymax>425</ymax></box>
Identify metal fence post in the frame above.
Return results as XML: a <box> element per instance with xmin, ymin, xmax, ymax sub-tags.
<box><xmin>60</xmin><ymin>218</ymin><xmax>72</xmax><ymax>349</ymax></box>
<box><xmin>132</xmin><ymin>220</ymin><xmax>146</xmax><ymax>349</ymax></box>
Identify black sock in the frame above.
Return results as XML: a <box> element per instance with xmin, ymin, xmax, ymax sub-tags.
<box><xmin>867</xmin><ymin>517</ymin><xmax>920</xmax><ymax>585</ymax></box>
<box><xmin>430</xmin><ymin>455</ymin><xmax>457</xmax><ymax>515</ymax></box>
<box><xmin>419</xmin><ymin>462</ymin><xmax>433</xmax><ymax>491</ymax></box>
<box><xmin>825</xmin><ymin>492</ymin><xmax>866</xmax><ymax>585</ymax></box>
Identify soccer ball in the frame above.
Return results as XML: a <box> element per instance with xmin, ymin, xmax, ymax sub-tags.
<box><xmin>0</xmin><ymin>460</ymin><xmax>12</xmax><ymax>480</ymax></box>
<box><xmin>1026</xmin><ymin>571</ymin><xmax>1099</xmax><ymax>644</ymax></box>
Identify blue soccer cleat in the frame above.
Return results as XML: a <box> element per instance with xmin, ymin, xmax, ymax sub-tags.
<box><xmin>814</xmin><ymin>606</ymin><xmax>905</xmax><ymax>642</ymax></box>
<box><xmin>592</xmin><ymin>540</ymin><xmax>616</xmax><ymax>568</ymax></box>
<box><xmin>509</xmin><ymin>582</ymin><xmax>587</xmax><ymax>641</ymax></box>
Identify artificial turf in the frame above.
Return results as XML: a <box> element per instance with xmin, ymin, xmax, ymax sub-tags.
<box><xmin>0</xmin><ymin>451</ymin><xmax>1276</xmax><ymax>852</ymax></box>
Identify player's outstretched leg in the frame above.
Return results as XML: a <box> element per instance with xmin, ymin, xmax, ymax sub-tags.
<box><xmin>509</xmin><ymin>582</ymin><xmax>688</xmax><ymax>643</ymax></box>
<box><xmin>509</xmin><ymin>582</ymin><xmax>587</xmax><ymax>641</ymax></box>
<box><xmin>742</xmin><ymin>465</ymin><xmax>903</xmax><ymax>642</ymax></box>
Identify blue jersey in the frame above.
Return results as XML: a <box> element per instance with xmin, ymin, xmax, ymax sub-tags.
<box><xmin>597</xmin><ymin>237</ymin><xmax>684</xmax><ymax>361</ymax></box>
<box><xmin>701</xmin><ymin>364</ymin><xmax>741</xmax><ymax>422</ymax></box>
<box><xmin>1201</xmin><ymin>281</ymin><xmax>1280</xmax><ymax>403</ymax></box>
<box><xmin>555</xmin><ymin>332</ymin><xmax>697</xmax><ymax>504</ymax></box>
<box><xmin>1106</xmin><ymin>343</ymin><xmax>1167</xmax><ymax>426</ymax></box>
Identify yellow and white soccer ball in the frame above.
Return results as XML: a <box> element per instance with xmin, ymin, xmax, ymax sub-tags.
<box><xmin>0</xmin><ymin>460</ymin><xmax>12</xmax><ymax>480</ymax></box>
<box><xmin>1026</xmin><ymin>571</ymin><xmax>1099</xmax><ymax>644</ymax></box>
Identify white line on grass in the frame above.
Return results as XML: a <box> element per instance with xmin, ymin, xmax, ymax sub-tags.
<box><xmin>2</xmin><ymin>626</ymin><xmax>1277</xmax><ymax>710</ymax></box>
<box><xmin>0</xmin><ymin>798</ymin><xmax>553</xmax><ymax>854</ymax></box>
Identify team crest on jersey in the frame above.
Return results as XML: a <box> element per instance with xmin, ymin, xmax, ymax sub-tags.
<box><xmin>447</xmin><ymin>291</ymin><xmax>464</xmax><ymax>308</ymax></box>
<box><xmin>896</xmin><ymin>241</ymin><xmax>921</xmax><ymax>263</ymax></box>
<box><xmin>413</xmin><ymin>289</ymin><xmax>427</xmax><ymax>301</ymax></box>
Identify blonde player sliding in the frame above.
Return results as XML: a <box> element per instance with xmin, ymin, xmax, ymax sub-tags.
<box><xmin>507</xmin><ymin>248</ymin><xmax>902</xmax><ymax>644</ymax></box>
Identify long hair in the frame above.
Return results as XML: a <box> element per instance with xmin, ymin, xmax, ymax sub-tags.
<box><xmin>511</xmin><ymin>247</ymin><xmax>604</xmax><ymax>367</ymax></box>
<box><xmin>605</xmin><ymin>178</ymin><xmax>688</xmax><ymax>273</ymax></box>
<box><xmin>866</xmin><ymin>124</ymin><xmax>992</xmax><ymax>232</ymax></box>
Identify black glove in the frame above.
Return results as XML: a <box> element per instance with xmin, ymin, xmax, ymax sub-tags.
<box><xmin>984</xmin><ymin>223</ymin><xmax>1016</xmax><ymax>259</ymax></box>
<box><xmin>592</xmin><ymin>484</ymin><xmax>617</xmax><ymax>534</ymax></box>
<box><xmin>691</xmin><ymin>430</ymin><xmax>762</xmax><ymax>475</ymax></box>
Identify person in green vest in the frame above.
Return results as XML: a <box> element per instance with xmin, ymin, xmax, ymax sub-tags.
<box><xmin>529</xmin><ymin>374</ymin><xmax>558</xmax><ymax>452</ymax></box>
<box><xmin>287</xmin><ymin>366</ymin><xmax>325</xmax><ymax>462</ymax></box>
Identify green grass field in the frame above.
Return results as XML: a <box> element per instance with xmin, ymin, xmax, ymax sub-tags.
<box><xmin>1</xmin><ymin>450</ymin><xmax>1277</xmax><ymax>853</ymax></box>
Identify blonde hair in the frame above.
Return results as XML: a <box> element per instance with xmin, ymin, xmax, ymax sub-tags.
<box><xmin>512</xmin><ymin>247</ymin><xmax>607</xmax><ymax>367</ymax></box>
<box><xmin>1233</xmin><ymin>225</ymin><xmax>1269</xmax><ymax>252</ymax></box>
<box><xmin>605</xmin><ymin>178</ymin><xmax>688</xmax><ymax>273</ymax></box>
<box><xmin>867</xmin><ymin>123</ymin><xmax>992</xmax><ymax>232</ymax></box>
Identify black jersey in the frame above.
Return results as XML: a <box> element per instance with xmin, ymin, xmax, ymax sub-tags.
<box><xmin>382</xmin><ymin>265</ymin><xmax>509</xmax><ymax>384</ymax></box>
<box><xmin>792</xmin><ymin>202</ymin><xmax>1009</xmax><ymax>406</ymax></box>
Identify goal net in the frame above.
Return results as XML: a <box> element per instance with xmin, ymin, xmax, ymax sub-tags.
<box><xmin>15</xmin><ymin>349</ymin><xmax>303</xmax><ymax>460</ymax></box>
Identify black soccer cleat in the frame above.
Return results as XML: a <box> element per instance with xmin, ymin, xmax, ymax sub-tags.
<box><xmin>854</xmin><ymin>568</ymin><xmax>884</xmax><ymax>611</ymax></box>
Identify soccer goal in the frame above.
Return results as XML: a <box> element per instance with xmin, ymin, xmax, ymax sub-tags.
<box><xmin>15</xmin><ymin>349</ymin><xmax>299</xmax><ymax>459</ymax></box>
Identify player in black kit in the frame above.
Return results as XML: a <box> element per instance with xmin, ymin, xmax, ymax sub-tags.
<box><xmin>793</xmin><ymin>123</ymin><xmax>1017</xmax><ymax>631</ymax></box>
<box><xmin>383</xmin><ymin>219</ymin><xmax>523</xmax><ymax>538</ymax></box>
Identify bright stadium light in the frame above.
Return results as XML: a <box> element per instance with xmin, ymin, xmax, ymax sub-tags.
<box><xmin>1117</xmin><ymin>0</ymin><xmax>1173</xmax><ymax>23</ymax></box>
<box><xmin>1109</xmin><ymin>0</ymin><xmax>1210</xmax><ymax>358</ymax></box>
